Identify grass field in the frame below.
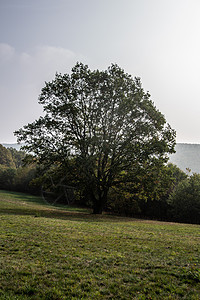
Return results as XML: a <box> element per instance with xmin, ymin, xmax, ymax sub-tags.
<box><xmin>0</xmin><ymin>190</ymin><xmax>199</xmax><ymax>299</ymax></box>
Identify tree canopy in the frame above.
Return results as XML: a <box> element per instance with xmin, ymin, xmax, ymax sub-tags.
<box><xmin>169</xmin><ymin>173</ymin><xmax>200</xmax><ymax>224</ymax></box>
<box><xmin>15</xmin><ymin>63</ymin><xmax>176</xmax><ymax>213</ymax></box>
<box><xmin>0</xmin><ymin>144</ymin><xmax>15</xmax><ymax>168</ymax></box>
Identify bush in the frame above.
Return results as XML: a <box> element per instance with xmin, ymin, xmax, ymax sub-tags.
<box><xmin>138</xmin><ymin>163</ymin><xmax>188</xmax><ymax>220</ymax></box>
<box><xmin>14</xmin><ymin>165</ymin><xmax>38</xmax><ymax>193</ymax></box>
<box><xmin>0</xmin><ymin>165</ymin><xmax>17</xmax><ymax>190</ymax></box>
<box><xmin>107</xmin><ymin>186</ymin><xmax>141</xmax><ymax>216</ymax></box>
<box><xmin>169</xmin><ymin>173</ymin><xmax>200</xmax><ymax>224</ymax></box>
<box><xmin>0</xmin><ymin>164</ymin><xmax>38</xmax><ymax>194</ymax></box>
<box><xmin>0</xmin><ymin>144</ymin><xmax>15</xmax><ymax>167</ymax></box>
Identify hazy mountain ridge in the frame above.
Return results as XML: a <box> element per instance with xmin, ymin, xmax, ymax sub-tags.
<box><xmin>2</xmin><ymin>143</ymin><xmax>200</xmax><ymax>174</ymax></box>
<box><xmin>2</xmin><ymin>143</ymin><xmax>24</xmax><ymax>151</ymax></box>
<box><xmin>169</xmin><ymin>143</ymin><xmax>200</xmax><ymax>174</ymax></box>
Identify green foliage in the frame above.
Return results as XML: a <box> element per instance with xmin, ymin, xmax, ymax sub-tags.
<box><xmin>33</xmin><ymin>162</ymin><xmax>79</xmax><ymax>205</ymax></box>
<box><xmin>15</xmin><ymin>165</ymin><xmax>38</xmax><ymax>193</ymax></box>
<box><xmin>169</xmin><ymin>173</ymin><xmax>200</xmax><ymax>224</ymax></box>
<box><xmin>107</xmin><ymin>185</ymin><xmax>141</xmax><ymax>216</ymax></box>
<box><xmin>137</xmin><ymin>163</ymin><xmax>188</xmax><ymax>219</ymax></box>
<box><xmin>0</xmin><ymin>164</ymin><xmax>37</xmax><ymax>193</ymax></box>
<box><xmin>15</xmin><ymin>62</ymin><xmax>176</xmax><ymax>214</ymax></box>
<box><xmin>167</xmin><ymin>163</ymin><xmax>188</xmax><ymax>185</ymax></box>
<box><xmin>0</xmin><ymin>144</ymin><xmax>38</xmax><ymax>193</ymax></box>
<box><xmin>0</xmin><ymin>144</ymin><xmax>15</xmax><ymax>168</ymax></box>
<box><xmin>0</xmin><ymin>165</ymin><xmax>17</xmax><ymax>190</ymax></box>
<box><xmin>107</xmin><ymin>163</ymin><xmax>187</xmax><ymax>219</ymax></box>
<box><xmin>0</xmin><ymin>144</ymin><xmax>26</xmax><ymax>169</ymax></box>
<box><xmin>9</xmin><ymin>147</ymin><xmax>26</xmax><ymax>168</ymax></box>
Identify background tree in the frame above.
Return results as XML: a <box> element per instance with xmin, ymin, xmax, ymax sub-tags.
<box><xmin>0</xmin><ymin>144</ymin><xmax>15</xmax><ymax>168</ymax></box>
<box><xmin>15</xmin><ymin>63</ymin><xmax>176</xmax><ymax>214</ymax></box>
<box><xmin>169</xmin><ymin>173</ymin><xmax>200</xmax><ymax>224</ymax></box>
<box><xmin>9</xmin><ymin>147</ymin><xmax>26</xmax><ymax>168</ymax></box>
<box><xmin>106</xmin><ymin>163</ymin><xmax>187</xmax><ymax>219</ymax></box>
<box><xmin>0</xmin><ymin>165</ymin><xmax>17</xmax><ymax>190</ymax></box>
<box><xmin>32</xmin><ymin>162</ymin><xmax>78</xmax><ymax>205</ymax></box>
<box><xmin>137</xmin><ymin>163</ymin><xmax>188</xmax><ymax>220</ymax></box>
<box><xmin>0</xmin><ymin>144</ymin><xmax>37</xmax><ymax>193</ymax></box>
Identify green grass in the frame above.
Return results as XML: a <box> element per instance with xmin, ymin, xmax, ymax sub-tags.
<box><xmin>0</xmin><ymin>190</ymin><xmax>199</xmax><ymax>299</ymax></box>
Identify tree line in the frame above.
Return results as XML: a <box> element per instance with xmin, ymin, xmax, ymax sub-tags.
<box><xmin>0</xmin><ymin>144</ymin><xmax>37</xmax><ymax>194</ymax></box>
<box><xmin>1</xmin><ymin>143</ymin><xmax>199</xmax><ymax>223</ymax></box>
<box><xmin>1</xmin><ymin>63</ymin><xmax>199</xmax><ymax>224</ymax></box>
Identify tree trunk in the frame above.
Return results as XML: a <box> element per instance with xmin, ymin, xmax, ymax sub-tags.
<box><xmin>93</xmin><ymin>199</ymin><xmax>103</xmax><ymax>214</ymax></box>
<box><xmin>92</xmin><ymin>190</ymin><xmax>108</xmax><ymax>214</ymax></box>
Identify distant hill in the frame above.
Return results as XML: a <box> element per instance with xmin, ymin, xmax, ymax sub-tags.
<box><xmin>2</xmin><ymin>142</ymin><xmax>200</xmax><ymax>174</ymax></box>
<box><xmin>2</xmin><ymin>143</ymin><xmax>24</xmax><ymax>151</ymax></box>
<box><xmin>169</xmin><ymin>143</ymin><xmax>200</xmax><ymax>174</ymax></box>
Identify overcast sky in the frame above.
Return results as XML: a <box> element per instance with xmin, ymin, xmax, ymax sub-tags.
<box><xmin>1</xmin><ymin>0</ymin><xmax>200</xmax><ymax>143</ymax></box>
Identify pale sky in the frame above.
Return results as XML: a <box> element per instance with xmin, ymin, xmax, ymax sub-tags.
<box><xmin>1</xmin><ymin>0</ymin><xmax>200</xmax><ymax>143</ymax></box>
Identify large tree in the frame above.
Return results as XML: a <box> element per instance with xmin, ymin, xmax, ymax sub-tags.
<box><xmin>15</xmin><ymin>63</ymin><xmax>176</xmax><ymax>213</ymax></box>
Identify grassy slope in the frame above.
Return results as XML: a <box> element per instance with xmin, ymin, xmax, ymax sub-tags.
<box><xmin>0</xmin><ymin>190</ymin><xmax>199</xmax><ymax>299</ymax></box>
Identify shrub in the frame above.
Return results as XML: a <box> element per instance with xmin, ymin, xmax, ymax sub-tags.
<box><xmin>169</xmin><ymin>173</ymin><xmax>200</xmax><ymax>224</ymax></box>
<box><xmin>0</xmin><ymin>165</ymin><xmax>17</xmax><ymax>190</ymax></box>
<box><xmin>107</xmin><ymin>186</ymin><xmax>141</xmax><ymax>216</ymax></box>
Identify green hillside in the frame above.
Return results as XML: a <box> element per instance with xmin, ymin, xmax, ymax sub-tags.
<box><xmin>0</xmin><ymin>190</ymin><xmax>199</xmax><ymax>299</ymax></box>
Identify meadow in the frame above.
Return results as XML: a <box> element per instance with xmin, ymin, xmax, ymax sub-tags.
<box><xmin>0</xmin><ymin>190</ymin><xmax>199</xmax><ymax>299</ymax></box>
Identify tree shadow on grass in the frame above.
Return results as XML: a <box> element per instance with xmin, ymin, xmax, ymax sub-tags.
<box><xmin>0</xmin><ymin>205</ymin><xmax>121</xmax><ymax>223</ymax></box>
<box><xmin>0</xmin><ymin>190</ymin><xmax>48</xmax><ymax>206</ymax></box>
<box><xmin>0</xmin><ymin>190</ymin><xmax>140</xmax><ymax>223</ymax></box>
